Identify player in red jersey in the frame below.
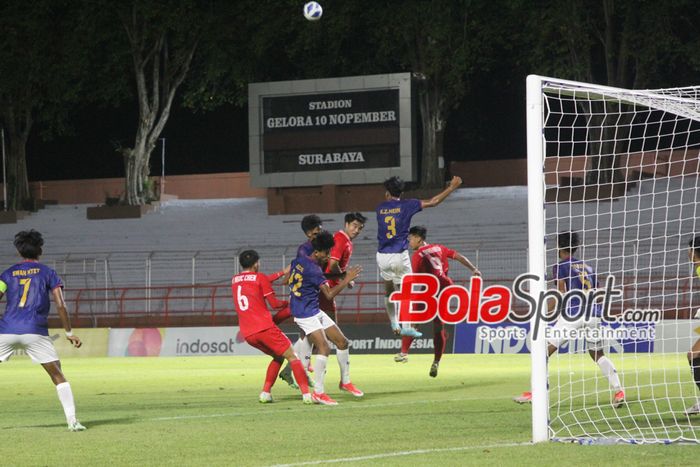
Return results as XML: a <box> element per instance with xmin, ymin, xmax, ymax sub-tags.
<box><xmin>314</xmin><ymin>212</ymin><xmax>367</xmax><ymax>396</ymax></box>
<box><xmin>397</xmin><ymin>226</ymin><xmax>481</xmax><ymax>377</ymax></box>
<box><xmin>232</xmin><ymin>250</ymin><xmax>311</xmax><ymax>404</ymax></box>
<box><xmin>320</xmin><ymin>212</ymin><xmax>367</xmax><ymax>322</ymax></box>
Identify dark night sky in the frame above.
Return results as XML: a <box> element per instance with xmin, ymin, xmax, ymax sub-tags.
<box><xmin>26</xmin><ymin>74</ymin><xmax>526</xmax><ymax>182</ymax></box>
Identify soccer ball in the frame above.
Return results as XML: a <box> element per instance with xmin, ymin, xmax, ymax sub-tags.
<box><xmin>303</xmin><ymin>1</ymin><xmax>323</xmax><ymax>21</ymax></box>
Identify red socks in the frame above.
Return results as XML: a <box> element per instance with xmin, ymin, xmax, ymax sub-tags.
<box><xmin>434</xmin><ymin>329</ymin><xmax>447</xmax><ymax>362</ymax></box>
<box><xmin>263</xmin><ymin>360</ymin><xmax>282</xmax><ymax>392</ymax></box>
<box><xmin>290</xmin><ymin>359</ymin><xmax>310</xmax><ymax>394</ymax></box>
<box><xmin>401</xmin><ymin>336</ymin><xmax>414</xmax><ymax>354</ymax></box>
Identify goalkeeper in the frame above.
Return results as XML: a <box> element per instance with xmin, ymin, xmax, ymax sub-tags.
<box><xmin>514</xmin><ymin>232</ymin><xmax>625</xmax><ymax>407</ymax></box>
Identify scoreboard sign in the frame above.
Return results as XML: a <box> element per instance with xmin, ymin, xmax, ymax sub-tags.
<box><xmin>249</xmin><ymin>73</ymin><xmax>415</xmax><ymax>187</ymax></box>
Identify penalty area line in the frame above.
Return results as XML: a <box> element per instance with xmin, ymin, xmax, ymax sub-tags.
<box><xmin>268</xmin><ymin>441</ymin><xmax>531</xmax><ymax>466</ymax></box>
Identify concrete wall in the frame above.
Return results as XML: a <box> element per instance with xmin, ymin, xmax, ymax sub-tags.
<box><xmin>3</xmin><ymin>172</ymin><xmax>267</xmax><ymax>205</ymax></box>
<box><xmin>450</xmin><ymin>159</ymin><xmax>527</xmax><ymax>187</ymax></box>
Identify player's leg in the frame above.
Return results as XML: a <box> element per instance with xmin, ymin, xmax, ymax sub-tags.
<box><xmin>393</xmin><ymin>251</ymin><xmax>423</xmax><ymax>338</ymax></box>
<box><xmin>589</xmin><ymin>348</ymin><xmax>625</xmax><ymax>407</ymax></box>
<box><xmin>279</xmin><ymin>330</ymin><xmax>313</xmax><ymax>388</ymax></box>
<box><xmin>41</xmin><ymin>360</ymin><xmax>86</xmax><ymax>431</ymax></box>
<box><xmin>280</xmin><ymin>346</ymin><xmax>312</xmax><ymax>404</ymax></box>
<box><xmin>322</xmin><ymin>319</ymin><xmax>363</xmax><ymax>397</ymax></box>
<box><xmin>430</xmin><ymin>320</ymin><xmax>447</xmax><ymax>378</ymax></box>
<box><xmin>395</xmin><ymin>336</ymin><xmax>412</xmax><ymax>363</ymax></box>
<box><xmin>244</xmin><ymin>332</ymin><xmax>283</xmax><ymax>402</ymax></box>
<box><xmin>685</xmin><ymin>339</ymin><xmax>700</xmax><ymax>415</ymax></box>
<box><xmin>296</xmin><ymin>315</ymin><xmax>336</xmax><ymax>405</ymax></box>
<box><xmin>377</xmin><ymin>252</ymin><xmax>401</xmax><ymax>333</ymax></box>
<box><xmin>26</xmin><ymin>335</ymin><xmax>85</xmax><ymax>431</ymax></box>
<box><xmin>260</xmin><ymin>356</ymin><xmax>284</xmax><ymax>403</ymax></box>
<box><xmin>583</xmin><ymin>317</ymin><xmax>624</xmax><ymax>406</ymax></box>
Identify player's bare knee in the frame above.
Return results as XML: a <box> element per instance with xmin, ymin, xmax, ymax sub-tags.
<box><xmin>589</xmin><ymin>350</ymin><xmax>604</xmax><ymax>362</ymax></box>
<box><xmin>316</xmin><ymin>340</ymin><xmax>331</xmax><ymax>356</ymax></box>
<box><xmin>335</xmin><ymin>336</ymin><xmax>349</xmax><ymax>350</ymax></box>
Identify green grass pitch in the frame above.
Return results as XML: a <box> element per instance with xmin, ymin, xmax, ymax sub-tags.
<box><xmin>1</xmin><ymin>354</ymin><xmax>699</xmax><ymax>466</ymax></box>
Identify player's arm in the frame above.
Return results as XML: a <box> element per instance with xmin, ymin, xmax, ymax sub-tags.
<box><xmin>320</xmin><ymin>265</ymin><xmax>362</xmax><ymax>301</ymax></box>
<box><xmin>452</xmin><ymin>251</ymin><xmax>481</xmax><ymax>277</ymax></box>
<box><xmin>267</xmin><ymin>264</ymin><xmax>291</xmax><ymax>284</ymax></box>
<box><xmin>52</xmin><ymin>287</ymin><xmax>82</xmax><ymax>348</ymax></box>
<box><xmin>261</xmin><ymin>275</ymin><xmax>288</xmax><ymax>310</ymax></box>
<box><xmin>420</xmin><ymin>176</ymin><xmax>462</xmax><ymax>208</ymax></box>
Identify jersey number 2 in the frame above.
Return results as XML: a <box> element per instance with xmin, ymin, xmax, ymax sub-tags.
<box><xmin>289</xmin><ymin>272</ymin><xmax>303</xmax><ymax>297</ymax></box>
<box><xmin>19</xmin><ymin>278</ymin><xmax>32</xmax><ymax>307</ymax></box>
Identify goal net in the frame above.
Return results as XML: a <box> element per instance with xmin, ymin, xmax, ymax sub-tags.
<box><xmin>526</xmin><ymin>75</ymin><xmax>700</xmax><ymax>444</ymax></box>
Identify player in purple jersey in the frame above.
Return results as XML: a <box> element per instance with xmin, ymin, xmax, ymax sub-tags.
<box><xmin>289</xmin><ymin>231</ymin><xmax>362</xmax><ymax>405</ymax></box>
<box><xmin>376</xmin><ymin>175</ymin><xmax>462</xmax><ymax>336</ymax></box>
<box><xmin>297</xmin><ymin>214</ymin><xmax>323</xmax><ymax>259</ymax></box>
<box><xmin>0</xmin><ymin>230</ymin><xmax>86</xmax><ymax>431</ymax></box>
<box><xmin>279</xmin><ymin>215</ymin><xmax>326</xmax><ymax>388</ymax></box>
<box><xmin>514</xmin><ymin>232</ymin><xmax>625</xmax><ymax>407</ymax></box>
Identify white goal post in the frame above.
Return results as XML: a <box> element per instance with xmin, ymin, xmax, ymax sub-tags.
<box><xmin>526</xmin><ymin>75</ymin><xmax>700</xmax><ymax>444</ymax></box>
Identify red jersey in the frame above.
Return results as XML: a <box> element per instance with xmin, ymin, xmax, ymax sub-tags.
<box><xmin>411</xmin><ymin>243</ymin><xmax>457</xmax><ymax>288</ymax></box>
<box><xmin>231</xmin><ymin>272</ymin><xmax>288</xmax><ymax>338</ymax></box>
<box><xmin>325</xmin><ymin>230</ymin><xmax>353</xmax><ymax>287</ymax></box>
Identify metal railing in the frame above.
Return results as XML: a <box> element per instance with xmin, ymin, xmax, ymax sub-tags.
<box><xmin>62</xmin><ymin>275</ymin><xmax>694</xmax><ymax>327</ymax></box>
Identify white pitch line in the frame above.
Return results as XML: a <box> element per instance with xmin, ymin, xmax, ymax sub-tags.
<box><xmin>268</xmin><ymin>441</ymin><xmax>531</xmax><ymax>466</ymax></box>
<box><xmin>150</xmin><ymin>394</ymin><xmax>508</xmax><ymax>421</ymax></box>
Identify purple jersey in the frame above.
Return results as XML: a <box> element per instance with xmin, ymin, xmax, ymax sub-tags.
<box><xmin>553</xmin><ymin>257</ymin><xmax>600</xmax><ymax>317</ymax></box>
<box><xmin>288</xmin><ymin>255</ymin><xmax>328</xmax><ymax>319</ymax></box>
<box><xmin>376</xmin><ymin>198</ymin><xmax>422</xmax><ymax>253</ymax></box>
<box><xmin>0</xmin><ymin>261</ymin><xmax>63</xmax><ymax>336</ymax></box>
<box><xmin>297</xmin><ymin>240</ymin><xmax>313</xmax><ymax>258</ymax></box>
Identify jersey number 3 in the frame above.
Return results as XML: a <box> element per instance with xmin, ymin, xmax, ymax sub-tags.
<box><xmin>384</xmin><ymin>216</ymin><xmax>397</xmax><ymax>239</ymax></box>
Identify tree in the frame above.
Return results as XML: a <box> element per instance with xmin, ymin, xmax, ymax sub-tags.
<box><xmin>522</xmin><ymin>0</ymin><xmax>690</xmax><ymax>184</ymax></box>
<box><xmin>110</xmin><ymin>1</ymin><xmax>205</xmax><ymax>205</ymax></box>
<box><xmin>185</xmin><ymin>1</ymin><xmax>509</xmax><ymax>189</ymax></box>
<box><xmin>0</xmin><ymin>1</ymin><xmax>82</xmax><ymax>210</ymax></box>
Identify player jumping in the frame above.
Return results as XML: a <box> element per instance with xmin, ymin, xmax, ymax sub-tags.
<box><xmin>0</xmin><ymin>230</ymin><xmax>86</xmax><ymax>431</ymax></box>
<box><xmin>685</xmin><ymin>235</ymin><xmax>700</xmax><ymax>415</ymax></box>
<box><xmin>376</xmin><ymin>175</ymin><xmax>462</xmax><ymax>337</ymax></box>
<box><xmin>514</xmin><ymin>232</ymin><xmax>625</xmax><ymax>408</ymax></box>
<box><xmin>396</xmin><ymin>226</ymin><xmax>481</xmax><ymax>377</ymax></box>
<box><xmin>289</xmin><ymin>231</ymin><xmax>362</xmax><ymax>405</ymax></box>
<box><xmin>232</xmin><ymin>250</ymin><xmax>312</xmax><ymax>404</ymax></box>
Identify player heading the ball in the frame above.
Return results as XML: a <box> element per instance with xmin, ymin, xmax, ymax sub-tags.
<box><xmin>376</xmin><ymin>175</ymin><xmax>462</xmax><ymax>338</ymax></box>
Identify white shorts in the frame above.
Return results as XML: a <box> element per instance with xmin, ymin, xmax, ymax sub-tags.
<box><xmin>294</xmin><ymin>311</ymin><xmax>336</xmax><ymax>335</ymax></box>
<box><xmin>547</xmin><ymin>316</ymin><xmax>603</xmax><ymax>351</ymax></box>
<box><xmin>0</xmin><ymin>334</ymin><xmax>60</xmax><ymax>364</ymax></box>
<box><xmin>376</xmin><ymin>251</ymin><xmax>412</xmax><ymax>285</ymax></box>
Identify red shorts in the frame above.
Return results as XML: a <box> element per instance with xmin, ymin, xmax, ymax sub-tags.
<box><xmin>246</xmin><ymin>327</ymin><xmax>292</xmax><ymax>357</ymax></box>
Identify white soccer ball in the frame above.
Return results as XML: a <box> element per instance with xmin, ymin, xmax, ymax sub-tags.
<box><xmin>303</xmin><ymin>1</ymin><xmax>323</xmax><ymax>21</ymax></box>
